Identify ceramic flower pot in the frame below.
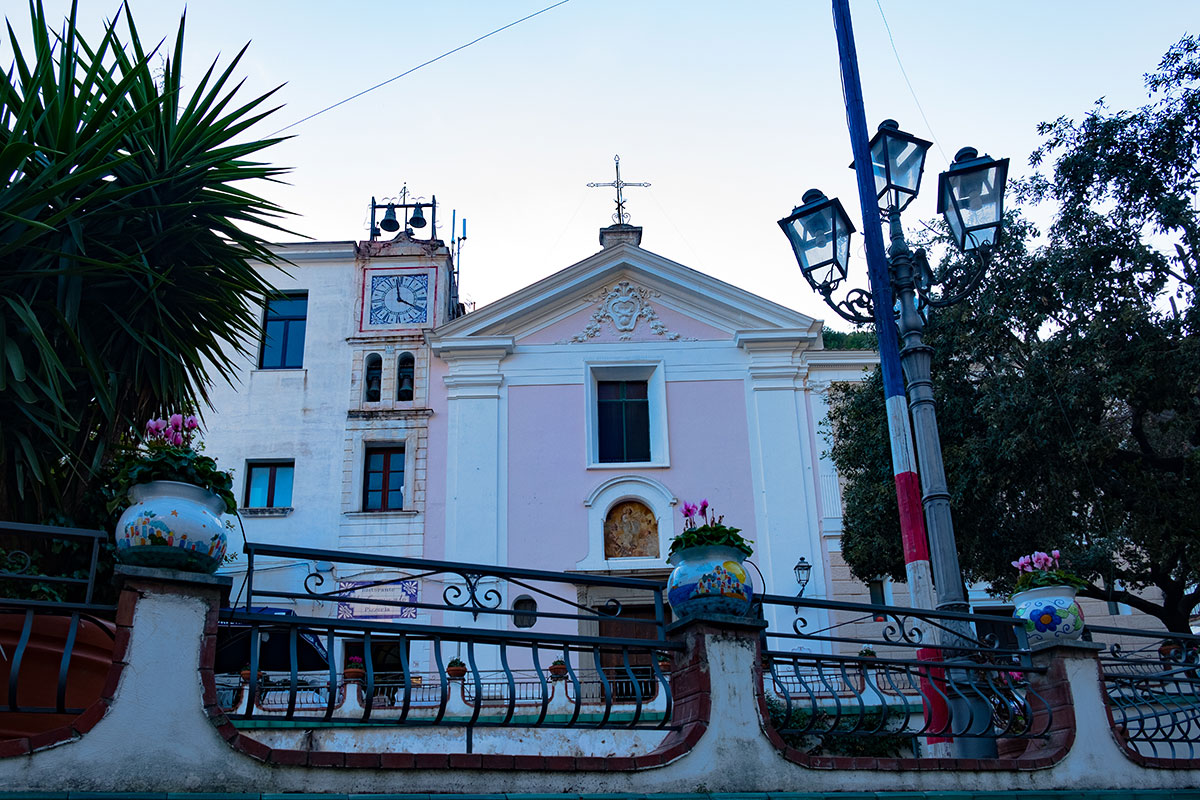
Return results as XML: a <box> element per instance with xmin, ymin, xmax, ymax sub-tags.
<box><xmin>1011</xmin><ymin>585</ymin><xmax>1085</xmax><ymax>646</ymax></box>
<box><xmin>343</xmin><ymin>667</ymin><xmax>366</xmax><ymax>683</ymax></box>
<box><xmin>446</xmin><ymin>664</ymin><xmax>468</xmax><ymax>680</ymax></box>
<box><xmin>666</xmin><ymin>544</ymin><xmax>754</xmax><ymax>618</ymax></box>
<box><xmin>115</xmin><ymin>480</ymin><xmax>228</xmax><ymax>573</ymax></box>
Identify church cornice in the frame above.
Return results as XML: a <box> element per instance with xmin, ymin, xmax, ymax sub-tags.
<box><xmin>346</xmin><ymin>408</ymin><xmax>434</xmax><ymax>420</ymax></box>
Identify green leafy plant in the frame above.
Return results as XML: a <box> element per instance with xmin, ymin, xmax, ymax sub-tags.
<box><xmin>1011</xmin><ymin>550</ymin><xmax>1089</xmax><ymax>593</ymax></box>
<box><xmin>106</xmin><ymin>414</ymin><xmax>236</xmax><ymax>515</ymax></box>
<box><xmin>0</xmin><ymin>1</ymin><xmax>293</xmax><ymax>526</ymax></box>
<box><xmin>668</xmin><ymin>499</ymin><xmax>752</xmax><ymax>557</ymax></box>
<box><xmin>827</xmin><ymin>35</ymin><xmax>1200</xmax><ymax>633</ymax></box>
<box><xmin>550</xmin><ymin>657</ymin><xmax>566</xmax><ymax>666</ymax></box>
<box><xmin>447</xmin><ymin>657</ymin><xmax>466</xmax><ymax>668</ymax></box>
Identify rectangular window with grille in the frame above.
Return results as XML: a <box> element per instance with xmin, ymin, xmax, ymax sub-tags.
<box><xmin>597</xmin><ymin>380</ymin><xmax>650</xmax><ymax>463</ymax></box>
<box><xmin>363</xmin><ymin>446</ymin><xmax>404</xmax><ymax>511</ymax></box>
<box><xmin>259</xmin><ymin>293</ymin><xmax>308</xmax><ymax>369</ymax></box>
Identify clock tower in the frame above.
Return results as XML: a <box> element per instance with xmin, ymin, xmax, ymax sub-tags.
<box><xmin>335</xmin><ymin>215</ymin><xmax>463</xmax><ymax>556</ymax></box>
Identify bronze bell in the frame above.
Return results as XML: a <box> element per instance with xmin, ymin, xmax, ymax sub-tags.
<box><xmin>379</xmin><ymin>204</ymin><xmax>400</xmax><ymax>232</ymax></box>
<box><xmin>408</xmin><ymin>203</ymin><xmax>427</xmax><ymax>228</ymax></box>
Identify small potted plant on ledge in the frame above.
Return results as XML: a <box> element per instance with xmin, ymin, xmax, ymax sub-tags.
<box><xmin>343</xmin><ymin>655</ymin><xmax>366</xmax><ymax>683</ymax></box>
<box><xmin>548</xmin><ymin>658</ymin><xmax>568</xmax><ymax>679</ymax></box>
<box><xmin>109</xmin><ymin>414</ymin><xmax>236</xmax><ymax>574</ymax></box>
<box><xmin>446</xmin><ymin>657</ymin><xmax>468</xmax><ymax>679</ymax></box>
<box><xmin>666</xmin><ymin>499</ymin><xmax>754</xmax><ymax>619</ymax></box>
<box><xmin>857</xmin><ymin>646</ymin><xmax>877</xmax><ymax>659</ymax></box>
<box><xmin>1009</xmin><ymin>550</ymin><xmax>1087</xmax><ymax>646</ymax></box>
<box><xmin>656</xmin><ymin>653</ymin><xmax>672</xmax><ymax>672</ymax></box>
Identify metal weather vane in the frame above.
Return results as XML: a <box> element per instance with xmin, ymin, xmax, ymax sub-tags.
<box><xmin>587</xmin><ymin>154</ymin><xmax>650</xmax><ymax>225</ymax></box>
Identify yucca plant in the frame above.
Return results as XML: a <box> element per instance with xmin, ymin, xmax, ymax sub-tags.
<box><xmin>0</xmin><ymin>1</ymin><xmax>294</xmax><ymax>524</ymax></box>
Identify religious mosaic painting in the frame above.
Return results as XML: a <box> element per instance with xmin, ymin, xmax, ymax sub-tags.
<box><xmin>603</xmin><ymin>500</ymin><xmax>659</xmax><ymax>559</ymax></box>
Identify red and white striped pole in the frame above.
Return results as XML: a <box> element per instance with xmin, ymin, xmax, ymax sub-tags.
<box><xmin>831</xmin><ymin>0</ymin><xmax>948</xmax><ymax>747</ymax></box>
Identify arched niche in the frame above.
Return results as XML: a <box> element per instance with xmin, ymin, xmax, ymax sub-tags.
<box><xmin>577</xmin><ymin>475</ymin><xmax>676</xmax><ymax>571</ymax></box>
<box><xmin>364</xmin><ymin>353</ymin><xmax>382</xmax><ymax>402</ymax></box>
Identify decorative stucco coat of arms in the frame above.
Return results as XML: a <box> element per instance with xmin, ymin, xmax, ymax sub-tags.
<box><xmin>560</xmin><ymin>280</ymin><xmax>695</xmax><ymax>343</ymax></box>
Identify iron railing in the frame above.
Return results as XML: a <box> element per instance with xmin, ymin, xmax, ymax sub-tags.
<box><xmin>221</xmin><ymin>543</ymin><xmax>679</xmax><ymax>750</ymax></box>
<box><xmin>1090</xmin><ymin>624</ymin><xmax>1200</xmax><ymax>760</ymax></box>
<box><xmin>758</xmin><ymin>593</ymin><xmax>1050</xmax><ymax>755</ymax></box>
<box><xmin>0</xmin><ymin>521</ymin><xmax>118</xmax><ymax>718</ymax></box>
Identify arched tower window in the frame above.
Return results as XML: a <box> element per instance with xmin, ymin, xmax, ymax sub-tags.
<box><xmin>397</xmin><ymin>352</ymin><xmax>415</xmax><ymax>401</ymax></box>
<box><xmin>364</xmin><ymin>353</ymin><xmax>382</xmax><ymax>402</ymax></box>
<box><xmin>603</xmin><ymin>500</ymin><xmax>659</xmax><ymax>559</ymax></box>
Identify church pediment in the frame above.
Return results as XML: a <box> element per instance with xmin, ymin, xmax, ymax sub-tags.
<box><xmin>429</xmin><ymin>242</ymin><xmax>821</xmax><ymax>346</ymax></box>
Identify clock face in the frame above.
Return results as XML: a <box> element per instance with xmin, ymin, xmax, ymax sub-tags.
<box><xmin>369</xmin><ymin>274</ymin><xmax>429</xmax><ymax>326</ymax></box>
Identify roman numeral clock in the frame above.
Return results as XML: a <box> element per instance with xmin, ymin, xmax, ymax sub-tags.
<box><xmin>367</xmin><ymin>273</ymin><xmax>430</xmax><ymax>327</ymax></box>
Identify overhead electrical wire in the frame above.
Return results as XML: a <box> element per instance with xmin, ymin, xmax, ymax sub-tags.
<box><xmin>269</xmin><ymin>0</ymin><xmax>574</xmax><ymax>137</ymax></box>
<box><xmin>874</xmin><ymin>0</ymin><xmax>949</xmax><ymax>166</ymax></box>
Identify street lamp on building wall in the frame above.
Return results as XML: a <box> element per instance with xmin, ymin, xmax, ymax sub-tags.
<box><xmin>778</xmin><ymin>119</ymin><xmax>1009</xmax><ymax>622</ymax></box>
<box><xmin>793</xmin><ymin>557</ymin><xmax>813</xmax><ymax>609</ymax></box>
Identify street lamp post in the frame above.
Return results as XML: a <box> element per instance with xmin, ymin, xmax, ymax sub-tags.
<box><xmin>779</xmin><ymin>120</ymin><xmax>1009</xmax><ymax>756</ymax></box>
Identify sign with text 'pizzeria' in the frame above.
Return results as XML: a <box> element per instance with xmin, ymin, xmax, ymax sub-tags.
<box><xmin>336</xmin><ymin>578</ymin><xmax>418</xmax><ymax>620</ymax></box>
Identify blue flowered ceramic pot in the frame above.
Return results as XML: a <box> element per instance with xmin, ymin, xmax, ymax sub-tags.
<box><xmin>666</xmin><ymin>545</ymin><xmax>754</xmax><ymax>619</ymax></box>
<box><xmin>1011</xmin><ymin>585</ymin><xmax>1085</xmax><ymax>646</ymax></box>
<box><xmin>115</xmin><ymin>480</ymin><xmax>228</xmax><ymax>573</ymax></box>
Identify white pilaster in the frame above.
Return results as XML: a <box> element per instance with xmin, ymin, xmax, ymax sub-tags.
<box><xmin>433</xmin><ymin>338</ymin><xmax>514</xmax><ymax>570</ymax></box>
<box><xmin>736</xmin><ymin>330</ymin><xmax>829</xmax><ymax>653</ymax></box>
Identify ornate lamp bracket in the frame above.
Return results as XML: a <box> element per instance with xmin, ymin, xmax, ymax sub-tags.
<box><xmin>912</xmin><ymin>244</ymin><xmax>991</xmax><ymax>311</ymax></box>
<box><xmin>822</xmin><ymin>286</ymin><xmax>876</xmax><ymax>325</ymax></box>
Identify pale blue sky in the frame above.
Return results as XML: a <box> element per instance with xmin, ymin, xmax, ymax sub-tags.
<box><xmin>17</xmin><ymin>1</ymin><xmax>1199</xmax><ymax>325</ymax></box>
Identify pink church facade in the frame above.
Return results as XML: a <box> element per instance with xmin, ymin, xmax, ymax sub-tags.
<box><xmin>424</xmin><ymin>227</ymin><xmax>877</xmax><ymax>638</ymax></box>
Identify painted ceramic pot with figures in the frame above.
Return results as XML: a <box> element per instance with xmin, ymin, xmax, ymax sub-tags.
<box><xmin>665</xmin><ymin>501</ymin><xmax>754</xmax><ymax>619</ymax></box>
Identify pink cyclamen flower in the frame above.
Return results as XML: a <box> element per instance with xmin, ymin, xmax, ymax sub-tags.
<box><xmin>184</xmin><ymin>415</ymin><xmax>199</xmax><ymax>430</ymax></box>
<box><xmin>170</xmin><ymin>431</ymin><xmax>184</xmax><ymax>446</ymax></box>
<box><xmin>152</xmin><ymin>418</ymin><xmax>168</xmax><ymax>433</ymax></box>
<box><xmin>168</xmin><ymin>413</ymin><xmax>183</xmax><ymax>429</ymax></box>
<box><xmin>699</xmin><ymin>499</ymin><xmax>709</xmax><ymax>514</ymax></box>
<box><xmin>1051</xmin><ymin>549</ymin><xmax>1061</xmax><ymax>560</ymax></box>
<box><xmin>681</xmin><ymin>503</ymin><xmax>696</xmax><ymax>518</ymax></box>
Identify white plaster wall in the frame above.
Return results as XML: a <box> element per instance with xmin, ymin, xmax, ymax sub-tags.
<box><xmin>5</xmin><ymin>581</ymin><xmax>1200</xmax><ymax>794</ymax></box>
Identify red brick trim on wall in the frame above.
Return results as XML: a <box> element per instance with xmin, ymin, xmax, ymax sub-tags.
<box><xmin>0</xmin><ymin>584</ymin><xmax>140</xmax><ymax>758</ymax></box>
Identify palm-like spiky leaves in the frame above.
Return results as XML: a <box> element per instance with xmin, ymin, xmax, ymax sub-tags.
<box><xmin>0</xmin><ymin>1</ymin><xmax>292</xmax><ymax>522</ymax></box>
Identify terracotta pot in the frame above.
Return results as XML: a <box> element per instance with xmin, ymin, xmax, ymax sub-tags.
<box><xmin>446</xmin><ymin>664</ymin><xmax>467</xmax><ymax>679</ymax></box>
<box><xmin>667</xmin><ymin>544</ymin><xmax>754</xmax><ymax>618</ymax></box>
<box><xmin>0</xmin><ymin>613</ymin><xmax>115</xmax><ymax>739</ymax></box>
<box><xmin>115</xmin><ymin>480</ymin><xmax>228</xmax><ymax>573</ymax></box>
<box><xmin>343</xmin><ymin>667</ymin><xmax>366</xmax><ymax>682</ymax></box>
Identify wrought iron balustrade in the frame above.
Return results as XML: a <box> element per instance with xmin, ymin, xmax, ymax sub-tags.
<box><xmin>221</xmin><ymin>543</ymin><xmax>679</xmax><ymax>749</ymax></box>
<box><xmin>756</xmin><ymin>593</ymin><xmax>1050</xmax><ymax>753</ymax></box>
<box><xmin>1090</xmin><ymin>624</ymin><xmax>1200</xmax><ymax>760</ymax></box>
<box><xmin>0</xmin><ymin>520</ymin><xmax>117</xmax><ymax>722</ymax></box>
